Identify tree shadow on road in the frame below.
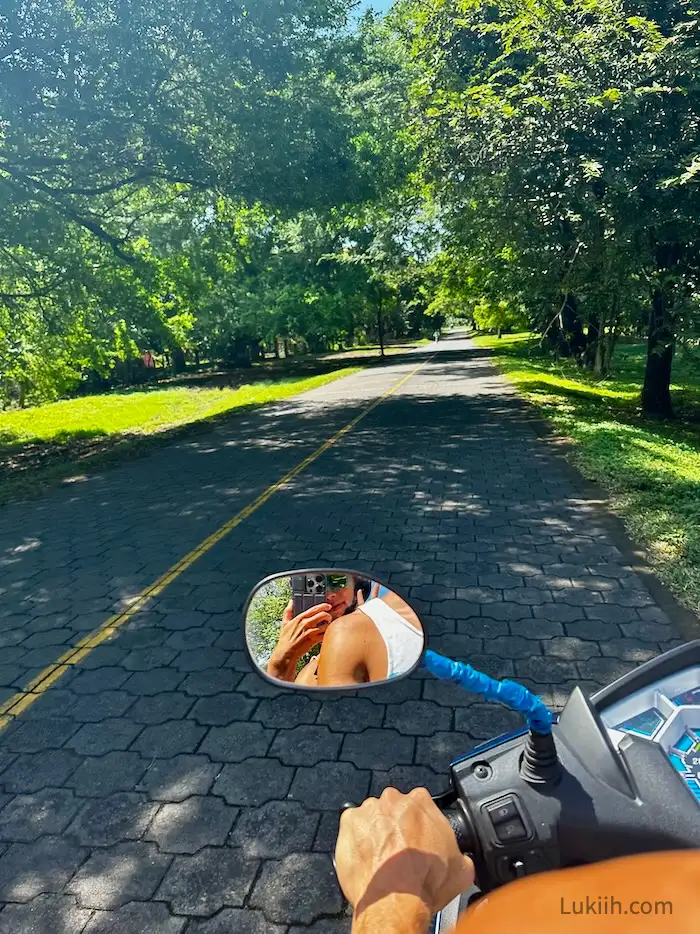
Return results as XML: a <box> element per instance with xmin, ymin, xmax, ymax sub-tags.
<box><xmin>0</xmin><ymin>348</ymin><xmax>677</xmax><ymax>929</ymax></box>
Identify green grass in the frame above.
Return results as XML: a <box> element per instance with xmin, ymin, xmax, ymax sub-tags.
<box><xmin>0</xmin><ymin>368</ymin><xmax>361</xmax><ymax>504</ymax></box>
<box><xmin>472</xmin><ymin>332</ymin><xmax>700</xmax><ymax>616</ymax></box>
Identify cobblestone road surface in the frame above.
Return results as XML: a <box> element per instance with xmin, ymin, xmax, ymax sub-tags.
<box><xmin>0</xmin><ymin>336</ymin><xmax>689</xmax><ymax>932</ymax></box>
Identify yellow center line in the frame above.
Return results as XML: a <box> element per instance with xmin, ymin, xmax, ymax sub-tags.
<box><xmin>0</xmin><ymin>355</ymin><xmax>433</xmax><ymax>729</ymax></box>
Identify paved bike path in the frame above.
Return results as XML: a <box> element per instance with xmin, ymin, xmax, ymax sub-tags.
<box><xmin>0</xmin><ymin>338</ymin><xmax>688</xmax><ymax>933</ymax></box>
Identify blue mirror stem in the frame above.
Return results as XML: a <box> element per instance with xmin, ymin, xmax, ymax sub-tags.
<box><xmin>423</xmin><ymin>649</ymin><xmax>554</xmax><ymax>734</ymax></box>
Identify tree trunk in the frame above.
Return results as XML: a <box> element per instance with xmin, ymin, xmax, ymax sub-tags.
<box><xmin>274</xmin><ymin>338</ymin><xmax>280</xmax><ymax>359</ymax></box>
<box><xmin>283</xmin><ymin>339</ymin><xmax>290</xmax><ymax>358</ymax></box>
<box><xmin>585</xmin><ymin>313</ymin><xmax>601</xmax><ymax>368</ymax></box>
<box><xmin>377</xmin><ymin>287</ymin><xmax>385</xmax><ymax>358</ymax></box>
<box><xmin>641</xmin><ymin>288</ymin><xmax>675</xmax><ymax>418</ymax></box>
<box><xmin>593</xmin><ymin>329</ymin><xmax>606</xmax><ymax>376</ymax></box>
<box><xmin>604</xmin><ymin>330</ymin><xmax>618</xmax><ymax>375</ymax></box>
<box><xmin>171</xmin><ymin>348</ymin><xmax>186</xmax><ymax>374</ymax></box>
<box><xmin>559</xmin><ymin>293</ymin><xmax>586</xmax><ymax>358</ymax></box>
<box><xmin>541</xmin><ymin>307</ymin><xmax>563</xmax><ymax>352</ymax></box>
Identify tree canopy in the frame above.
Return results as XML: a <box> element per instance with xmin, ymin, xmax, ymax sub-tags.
<box><xmin>1</xmin><ymin>0</ymin><xmax>698</xmax><ymax>414</ymax></box>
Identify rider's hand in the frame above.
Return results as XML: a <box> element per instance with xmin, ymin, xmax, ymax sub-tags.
<box><xmin>336</xmin><ymin>787</ymin><xmax>474</xmax><ymax>928</ymax></box>
<box><xmin>266</xmin><ymin>600</ymin><xmax>332</xmax><ymax>682</ymax></box>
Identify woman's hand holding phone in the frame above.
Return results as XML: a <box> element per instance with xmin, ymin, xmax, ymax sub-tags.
<box><xmin>266</xmin><ymin>600</ymin><xmax>333</xmax><ymax>682</ymax></box>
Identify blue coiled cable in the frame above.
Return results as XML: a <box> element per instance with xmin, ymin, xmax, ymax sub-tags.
<box><xmin>423</xmin><ymin>649</ymin><xmax>554</xmax><ymax>734</ymax></box>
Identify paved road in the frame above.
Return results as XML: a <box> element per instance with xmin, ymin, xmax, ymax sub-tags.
<box><xmin>0</xmin><ymin>337</ymin><xmax>688</xmax><ymax>933</ymax></box>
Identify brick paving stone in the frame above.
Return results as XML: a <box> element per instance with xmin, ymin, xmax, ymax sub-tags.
<box><xmin>0</xmin><ymin>837</ymin><xmax>87</xmax><ymax>902</ymax></box>
<box><xmin>156</xmin><ymin>847</ymin><xmax>259</xmax><ymax>915</ymax></box>
<box><xmin>136</xmin><ymin>756</ymin><xmax>220</xmax><ymax>802</ymax></box>
<box><xmin>0</xmin><ymin>750</ymin><xmax>81</xmax><ymax>794</ymax></box>
<box><xmin>0</xmin><ymin>894</ymin><xmax>93</xmax><ymax>934</ymax></box>
<box><xmin>289</xmin><ymin>762</ymin><xmax>371</xmax><ymax>811</ymax></box>
<box><xmin>82</xmin><ymin>901</ymin><xmax>186</xmax><ymax>934</ymax></box>
<box><xmin>122</xmin><ymin>669</ymin><xmax>185</xmax><ymax>696</ymax></box>
<box><xmin>144</xmin><ymin>796</ymin><xmax>237</xmax><ymax>854</ymax></box>
<box><xmin>0</xmin><ymin>789</ymin><xmax>80</xmax><ymax>842</ymax></box>
<box><xmin>67</xmin><ymin>793</ymin><xmax>159</xmax><ymax>847</ymax></box>
<box><xmin>67</xmin><ymin>692</ymin><xmax>134</xmax><ymax>723</ymax></box>
<box><xmin>65</xmin><ymin>752</ymin><xmax>148</xmax><ymax>797</ymax></box>
<box><xmin>384</xmin><ymin>701</ymin><xmax>452</xmax><ymax>736</ymax></box>
<box><xmin>229</xmin><ymin>801</ymin><xmax>319</xmax><ymax>858</ymax></box>
<box><xmin>545</xmin><ymin>637</ymin><xmax>602</xmax><ymax>660</ymax></box>
<box><xmin>249</xmin><ymin>854</ymin><xmax>343</xmax><ymax>924</ymax></box>
<box><xmin>71</xmin><ymin>669</ymin><xmax>131</xmax><ymax>694</ymax></box>
<box><xmin>66</xmin><ymin>842</ymin><xmax>172</xmax><ymax>908</ymax></box>
<box><xmin>454</xmin><ymin>704</ymin><xmax>524</xmax><ymax>739</ymax></box>
<box><xmin>130</xmin><ymin>721</ymin><xmax>206</xmax><ymax>758</ymax></box>
<box><xmin>199</xmin><ymin>723</ymin><xmax>274</xmax><ymax>762</ymax></box>
<box><xmin>252</xmin><ymin>695</ymin><xmax>321</xmax><ymax>729</ymax></box>
<box><xmin>315</xmin><ymin>698</ymin><xmax>385</xmax><ymax>732</ymax></box>
<box><xmin>128</xmin><ymin>693</ymin><xmax>195</xmax><ymax>724</ymax></box>
<box><xmin>188</xmin><ymin>693</ymin><xmax>257</xmax><ymax>725</ymax></box>
<box><xmin>181</xmin><ymin>670</ymin><xmax>242</xmax><ymax>697</ymax></box>
<box><xmin>288</xmin><ymin>922</ymin><xmax>350</xmax><ymax>934</ymax></box>
<box><xmin>269</xmin><ymin>726</ymin><xmax>342</xmax><ymax>767</ymax></box>
<box><xmin>2</xmin><ymin>718</ymin><xmax>79</xmax><ymax>753</ymax></box>
<box><xmin>415</xmin><ymin>732</ymin><xmax>470</xmax><ymax>773</ymax></box>
<box><xmin>339</xmin><ymin>729</ymin><xmax>414</xmax><ymax>770</ymax></box>
<box><xmin>186</xmin><ymin>909</ymin><xmax>285</xmax><ymax>934</ymax></box>
<box><xmin>66</xmin><ymin>719</ymin><xmax>144</xmax><ymax>756</ymax></box>
<box><xmin>213</xmin><ymin>759</ymin><xmax>294</xmax><ymax>807</ymax></box>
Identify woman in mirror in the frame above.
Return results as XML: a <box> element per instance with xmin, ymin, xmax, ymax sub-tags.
<box><xmin>266</xmin><ymin>574</ymin><xmax>368</xmax><ymax>684</ymax></box>
<box><xmin>315</xmin><ymin>586</ymin><xmax>424</xmax><ymax>687</ymax></box>
<box><xmin>265</xmin><ymin>574</ymin><xmax>424</xmax><ymax>687</ymax></box>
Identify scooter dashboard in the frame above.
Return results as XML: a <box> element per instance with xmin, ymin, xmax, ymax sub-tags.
<box><xmin>600</xmin><ymin>664</ymin><xmax>700</xmax><ymax>806</ymax></box>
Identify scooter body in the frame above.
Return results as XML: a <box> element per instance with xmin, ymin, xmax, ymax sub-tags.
<box><xmin>242</xmin><ymin>567</ymin><xmax>700</xmax><ymax>927</ymax></box>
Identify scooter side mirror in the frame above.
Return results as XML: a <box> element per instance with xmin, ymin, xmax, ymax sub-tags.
<box><xmin>243</xmin><ymin>568</ymin><xmax>426</xmax><ymax>692</ymax></box>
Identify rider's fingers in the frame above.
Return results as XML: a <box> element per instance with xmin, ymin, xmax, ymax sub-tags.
<box><xmin>303</xmin><ymin>626</ymin><xmax>328</xmax><ymax>644</ymax></box>
<box><xmin>298</xmin><ymin>608</ymin><xmax>332</xmax><ymax>628</ymax></box>
<box><xmin>297</xmin><ymin>603</ymin><xmax>331</xmax><ymax>621</ymax></box>
<box><xmin>282</xmin><ymin>599</ymin><xmax>294</xmax><ymax>623</ymax></box>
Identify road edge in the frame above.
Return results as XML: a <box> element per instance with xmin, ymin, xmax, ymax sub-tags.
<box><xmin>476</xmin><ymin>346</ymin><xmax>700</xmax><ymax>643</ymax></box>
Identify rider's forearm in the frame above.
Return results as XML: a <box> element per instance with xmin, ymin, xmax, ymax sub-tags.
<box><xmin>267</xmin><ymin>650</ymin><xmax>295</xmax><ymax>682</ymax></box>
<box><xmin>352</xmin><ymin>894</ymin><xmax>431</xmax><ymax>934</ymax></box>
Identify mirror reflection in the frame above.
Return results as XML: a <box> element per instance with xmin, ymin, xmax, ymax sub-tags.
<box><xmin>245</xmin><ymin>570</ymin><xmax>425</xmax><ymax>689</ymax></box>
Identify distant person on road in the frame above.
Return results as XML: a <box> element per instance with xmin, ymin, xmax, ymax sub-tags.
<box><xmin>433</xmin><ymin>328</ymin><xmax>440</xmax><ymax>342</ymax></box>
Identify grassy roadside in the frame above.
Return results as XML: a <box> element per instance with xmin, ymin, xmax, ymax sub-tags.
<box><xmin>471</xmin><ymin>333</ymin><xmax>700</xmax><ymax>616</ymax></box>
<box><xmin>0</xmin><ymin>368</ymin><xmax>362</xmax><ymax>506</ymax></box>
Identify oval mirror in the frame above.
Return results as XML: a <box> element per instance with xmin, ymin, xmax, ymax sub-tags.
<box><xmin>243</xmin><ymin>569</ymin><xmax>426</xmax><ymax>691</ymax></box>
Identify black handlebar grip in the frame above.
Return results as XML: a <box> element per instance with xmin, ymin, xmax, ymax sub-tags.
<box><xmin>448</xmin><ymin>803</ymin><xmax>477</xmax><ymax>854</ymax></box>
<box><xmin>340</xmin><ymin>801</ymin><xmax>358</xmax><ymax>815</ymax></box>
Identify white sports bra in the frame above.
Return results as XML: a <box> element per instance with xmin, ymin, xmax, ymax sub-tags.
<box><xmin>357</xmin><ymin>598</ymin><xmax>424</xmax><ymax>679</ymax></box>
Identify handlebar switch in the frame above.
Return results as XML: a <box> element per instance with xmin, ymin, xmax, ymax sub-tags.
<box><xmin>484</xmin><ymin>797</ymin><xmax>530</xmax><ymax>844</ymax></box>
